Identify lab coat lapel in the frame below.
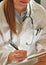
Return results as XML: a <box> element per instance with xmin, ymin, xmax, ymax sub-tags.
<box><xmin>0</xmin><ymin>1</ymin><xmax>9</xmax><ymax>33</ymax></box>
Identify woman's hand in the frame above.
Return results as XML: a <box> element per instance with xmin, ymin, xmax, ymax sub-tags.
<box><xmin>38</xmin><ymin>49</ymin><xmax>46</xmax><ymax>62</ymax></box>
<box><xmin>7</xmin><ymin>50</ymin><xmax>27</xmax><ymax>63</ymax></box>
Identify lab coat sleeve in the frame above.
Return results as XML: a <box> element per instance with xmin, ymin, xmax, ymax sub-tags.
<box><xmin>0</xmin><ymin>3</ymin><xmax>15</xmax><ymax>65</ymax></box>
<box><xmin>0</xmin><ymin>3</ymin><xmax>11</xmax><ymax>65</ymax></box>
<box><xmin>0</xmin><ymin>35</ymin><xmax>16</xmax><ymax>65</ymax></box>
<box><xmin>0</xmin><ymin>35</ymin><xmax>9</xmax><ymax>65</ymax></box>
<box><xmin>34</xmin><ymin>3</ymin><xmax>46</xmax><ymax>51</ymax></box>
<box><xmin>0</xmin><ymin>12</ymin><xmax>9</xmax><ymax>65</ymax></box>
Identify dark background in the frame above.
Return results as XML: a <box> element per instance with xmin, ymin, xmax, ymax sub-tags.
<box><xmin>0</xmin><ymin>0</ymin><xmax>40</xmax><ymax>4</ymax></box>
<box><xmin>0</xmin><ymin>0</ymin><xmax>2</xmax><ymax>2</ymax></box>
<box><xmin>34</xmin><ymin>0</ymin><xmax>40</xmax><ymax>4</ymax></box>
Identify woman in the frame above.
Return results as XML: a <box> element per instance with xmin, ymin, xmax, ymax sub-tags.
<box><xmin>0</xmin><ymin>0</ymin><xmax>46</xmax><ymax>65</ymax></box>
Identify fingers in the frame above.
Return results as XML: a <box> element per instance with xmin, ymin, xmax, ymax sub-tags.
<box><xmin>8</xmin><ymin>50</ymin><xmax>27</xmax><ymax>62</ymax></box>
<box><xmin>13</xmin><ymin>50</ymin><xmax>27</xmax><ymax>62</ymax></box>
<box><xmin>14</xmin><ymin>50</ymin><xmax>27</xmax><ymax>57</ymax></box>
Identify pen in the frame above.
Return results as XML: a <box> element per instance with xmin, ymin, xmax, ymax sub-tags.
<box><xmin>10</xmin><ymin>31</ymin><xmax>19</xmax><ymax>50</ymax></box>
<box><xmin>8</xmin><ymin>40</ymin><xmax>19</xmax><ymax>50</ymax></box>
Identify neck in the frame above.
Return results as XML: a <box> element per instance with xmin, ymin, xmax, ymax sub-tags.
<box><xmin>15</xmin><ymin>6</ymin><xmax>27</xmax><ymax>15</ymax></box>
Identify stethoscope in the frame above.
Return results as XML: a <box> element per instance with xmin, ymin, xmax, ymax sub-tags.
<box><xmin>10</xmin><ymin>3</ymin><xmax>42</xmax><ymax>50</ymax></box>
<box><xmin>0</xmin><ymin>3</ymin><xmax>42</xmax><ymax>50</ymax></box>
<box><xmin>10</xmin><ymin>3</ymin><xmax>34</xmax><ymax>50</ymax></box>
<box><xmin>10</xmin><ymin>3</ymin><xmax>35</xmax><ymax>50</ymax></box>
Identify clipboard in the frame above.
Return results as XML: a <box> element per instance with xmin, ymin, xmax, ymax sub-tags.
<box><xmin>10</xmin><ymin>51</ymin><xmax>46</xmax><ymax>65</ymax></box>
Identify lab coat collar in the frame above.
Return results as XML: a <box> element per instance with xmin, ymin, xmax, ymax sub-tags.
<box><xmin>26</xmin><ymin>0</ymin><xmax>34</xmax><ymax>16</ymax></box>
<box><xmin>0</xmin><ymin>1</ymin><xmax>9</xmax><ymax>27</ymax></box>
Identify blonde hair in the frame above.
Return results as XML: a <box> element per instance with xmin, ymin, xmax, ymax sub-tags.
<box><xmin>4</xmin><ymin>0</ymin><xmax>16</xmax><ymax>33</ymax></box>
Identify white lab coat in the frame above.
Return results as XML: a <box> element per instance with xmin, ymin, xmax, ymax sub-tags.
<box><xmin>0</xmin><ymin>0</ymin><xmax>46</xmax><ymax>65</ymax></box>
